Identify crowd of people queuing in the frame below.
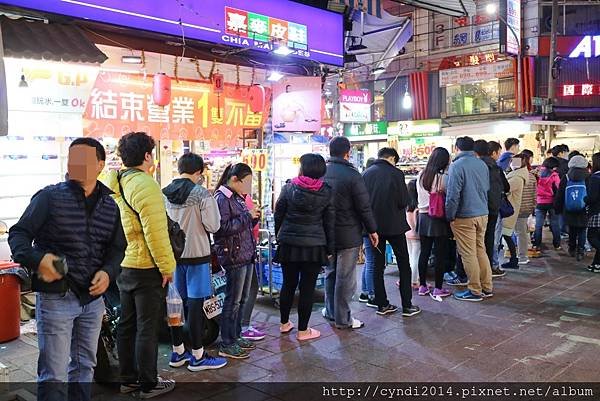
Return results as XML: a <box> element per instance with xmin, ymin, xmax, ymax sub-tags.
<box><xmin>7</xmin><ymin>131</ymin><xmax>600</xmax><ymax>400</ymax></box>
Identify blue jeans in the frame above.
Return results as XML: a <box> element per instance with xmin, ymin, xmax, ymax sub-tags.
<box><xmin>361</xmin><ymin>237</ymin><xmax>375</xmax><ymax>297</ymax></box>
<box><xmin>36</xmin><ymin>291</ymin><xmax>104</xmax><ymax>401</ymax></box>
<box><xmin>325</xmin><ymin>247</ymin><xmax>360</xmax><ymax>327</ymax></box>
<box><xmin>534</xmin><ymin>206</ymin><xmax>560</xmax><ymax>248</ymax></box>
<box><xmin>492</xmin><ymin>216</ymin><xmax>503</xmax><ymax>267</ymax></box>
<box><xmin>220</xmin><ymin>264</ymin><xmax>253</xmax><ymax>346</ymax></box>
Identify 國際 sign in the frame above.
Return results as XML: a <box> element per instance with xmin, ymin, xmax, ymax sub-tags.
<box><xmin>82</xmin><ymin>71</ymin><xmax>271</xmax><ymax>148</ymax></box>
<box><xmin>560</xmin><ymin>84</ymin><xmax>600</xmax><ymax>96</ymax></box>
<box><xmin>8</xmin><ymin>0</ymin><xmax>344</xmax><ymax>66</ymax></box>
<box><xmin>339</xmin><ymin>89</ymin><xmax>371</xmax><ymax>123</ymax></box>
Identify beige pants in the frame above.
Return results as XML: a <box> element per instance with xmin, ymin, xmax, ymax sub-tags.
<box><xmin>451</xmin><ymin>216</ymin><xmax>492</xmax><ymax>295</ymax></box>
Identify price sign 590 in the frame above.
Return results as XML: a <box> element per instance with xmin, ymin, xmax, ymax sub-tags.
<box><xmin>241</xmin><ymin>149</ymin><xmax>269</xmax><ymax>172</ymax></box>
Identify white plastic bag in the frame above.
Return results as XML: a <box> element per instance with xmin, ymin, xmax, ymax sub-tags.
<box><xmin>166</xmin><ymin>283</ymin><xmax>185</xmax><ymax>327</ymax></box>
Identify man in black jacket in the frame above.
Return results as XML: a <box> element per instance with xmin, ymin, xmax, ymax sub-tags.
<box><xmin>363</xmin><ymin>148</ymin><xmax>421</xmax><ymax>317</ymax></box>
<box><xmin>475</xmin><ymin>140</ymin><xmax>510</xmax><ymax>277</ymax></box>
<box><xmin>9</xmin><ymin>138</ymin><xmax>125</xmax><ymax>401</ymax></box>
<box><xmin>323</xmin><ymin>137</ymin><xmax>378</xmax><ymax>329</ymax></box>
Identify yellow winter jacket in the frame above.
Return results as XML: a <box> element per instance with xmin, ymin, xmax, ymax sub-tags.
<box><xmin>103</xmin><ymin>169</ymin><xmax>176</xmax><ymax>276</ymax></box>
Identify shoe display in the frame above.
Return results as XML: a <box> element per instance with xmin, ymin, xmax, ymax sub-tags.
<box><xmin>376</xmin><ymin>304</ymin><xmax>399</xmax><ymax>316</ymax></box>
<box><xmin>241</xmin><ymin>327</ymin><xmax>266</xmax><ymax>341</ymax></box>
<box><xmin>218</xmin><ymin>343</ymin><xmax>249</xmax><ymax>359</ymax></box>
<box><xmin>402</xmin><ymin>305</ymin><xmax>421</xmax><ymax>317</ymax></box>
<box><xmin>169</xmin><ymin>350</ymin><xmax>192</xmax><ymax>368</ymax></box>
<box><xmin>453</xmin><ymin>290</ymin><xmax>483</xmax><ymax>302</ymax></box>
<box><xmin>187</xmin><ymin>353</ymin><xmax>227</xmax><ymax>372</ymax></box>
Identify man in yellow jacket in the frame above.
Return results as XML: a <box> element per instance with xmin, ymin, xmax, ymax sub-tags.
<box><xmin>104</xmin><ymin>132</ymin><xmax>176</xmax><ymax>399</ymax></box>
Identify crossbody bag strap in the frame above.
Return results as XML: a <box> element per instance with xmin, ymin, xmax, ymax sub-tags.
<box><xmin>117</xmin><ymin>169</ymin><xmax>142</xmax><ymax>220</ymax></box>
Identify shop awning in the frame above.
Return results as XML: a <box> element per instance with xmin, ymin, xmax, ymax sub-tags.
<box><xmin>0</xmin><ymin>16</ymin><xmax>107</xmax><ymax>63</ymax></box>
<box><xmin>386</xmin><ymin>0</ymin><xmax>475</xmax><ymax>17</ymax></box>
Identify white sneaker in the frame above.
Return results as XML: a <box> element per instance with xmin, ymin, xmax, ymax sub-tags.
<box><xmin>518</xmin><ymin>258</ymin><xmax>530</xmax><ymax>265</ymax></box>
<box><xmin>139</xmin><ymin>377</ymin><xmax>175</xmax><ymax>399</ymax></box>
<box><xmin>321</xmin><ymin>308</ymin><xmax>334</xmax><ymax>322</ymax></box>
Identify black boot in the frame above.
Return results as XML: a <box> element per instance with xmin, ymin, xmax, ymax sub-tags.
<box><xmin>576</xmin><ymin>250</ymin><xmax>584</xmax><ymax>262</ymax></box>
<box><xmin>501</xmin><ymin>257</ymin><xmax>519</xmax><ymax>270</ymax></box>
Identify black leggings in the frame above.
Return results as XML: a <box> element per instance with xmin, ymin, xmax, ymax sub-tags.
<box><xmin>418</xmin><ymin>236</ymin><xmax>447</xmax><ymax>289</ymax></box>
<box><xmin>503</xmin><ymin>235</ymin><xmax>517</xmax><ymax>260</ymax></box>
<box><xmin>170</xmin><ymin>298</ymin><xmax>206</xmax><ymax>350</ymax></box>
<box><xmin>588</xmin><ymin>228</ymin><xmax>600</xmax><ymax>265</ymax></box>
<box><xmin>279</xmin><ymin>262</ymin><xmax>320</xmax><ymax>331</ymax></box>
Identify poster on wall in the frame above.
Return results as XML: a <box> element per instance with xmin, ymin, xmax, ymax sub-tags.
<box><xmin>272</xmin><ymin>76</ymin><xmax>321</xmax><ymax>132</ymax></box>
<box><xmin>82</xmin><ymin>72</ymin><xmax>271</xmax><ymax>148</ymax></box>
<box><xmin>339</xmin><ymin>89</ymin><xmax>371</xmax><ymax>123</ymax></box>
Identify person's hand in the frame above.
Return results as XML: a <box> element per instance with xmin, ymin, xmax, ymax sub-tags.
<box><xmin>249</xmin><ymin>208</ymin><xmax>261</xmax><ymax>220</ymax></box>
<box><xmin>369</xmin><ymin>232</ymin><xmax>379</xmax><ymax>248</ymax></box>
<box><xmin>162</xmin><ymin>274</ymin><xmax>173</xmax><ymax>288</ymax></box>
<box><xmin>38</xmin><ymin>253</ymin><xmax>62</xmax><ymax>283</ymax></box>
<box><xmin>89</xmin><ymin>270</ymin><xmax>110</xmax><ymax>296</ymax></box>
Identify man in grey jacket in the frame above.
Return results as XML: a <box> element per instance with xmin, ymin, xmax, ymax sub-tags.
<box><xmin>445</xmin><ymin>137</ymin><xmax>493</xmax><ymax>302</ymax></box>
<box><xmin>163</xmin><ymin>153</ymin><xmax>227</xmax><ymax>371</ymax></box>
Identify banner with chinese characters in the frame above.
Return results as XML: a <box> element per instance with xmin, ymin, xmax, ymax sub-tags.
<box><xmin>83</xmin><ymin>71</ymin><xmax>270</xmax><ymax>148</ymax></box>
<box><xmin>560</xmin><ymin>84</ymin><xmax>600</xmax><ymax>97</ymax></box>
<box><xmin>439</xmin><ymin>60</ymin><xmax>513</xmax><ymax>87</ymax></box>
<box><xmin>272</xmin><ymin>76</ymin><xmax>321</xmax><ymax>132</ymax></box>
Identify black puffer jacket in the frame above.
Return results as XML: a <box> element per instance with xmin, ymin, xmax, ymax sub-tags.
<box><xmin>554</xmin><ymin>167</ymin><xmax>590</xmax><ymax>228</ymax></box>
<box><xmin>588</xmin><ymin>171</ymin><xmax>600</xmax><ymax>216</ymax></box>
<box><xmin>274</xmin><ymin>182</ymin><xmax>335</xmax><ymax>254</ymax></box>
<box><xmin>481</xmin><ymin>156</ymin><xmax>510</xmax><ymax>215</ymax></box>
<box><xmin>362</xmin><ymin>159</ymin><xmax>411</xmax><ymax>236</ymax></box>
<box><xmin>324</xmin><ymin>157</ymin><xmax>377</xmax><ymax>250</ymax></box>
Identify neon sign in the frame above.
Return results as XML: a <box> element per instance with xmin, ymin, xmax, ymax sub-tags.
<box><xmin>569</xmin><ymin>36</ymin><xmax>600</xmax><ymax>58</ymax></box>
<box><xmin>561</xmin><ymin>84</ymin><xmax>600</xmax><ymax>96</ymax></box>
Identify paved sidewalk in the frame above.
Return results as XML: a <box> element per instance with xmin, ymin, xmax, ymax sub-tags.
<box><xmin>1</xmin><ymin>246</ymin><xmax>599</xmax><ymax>399</ymax></box>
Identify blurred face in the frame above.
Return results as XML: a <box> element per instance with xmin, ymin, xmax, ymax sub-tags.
<box><xmin>229</xmin><ymin>174</ymin><xmax>253</xmax><ymax>196</ymax></box>
<box><xmin>68</xmin><ymin>145</ymin><xmax>104</xmax><ymax>185</ymax></box>
<box><xmin>509</xmin><ymin>144</ymin><xmax>520</xmax><ymax>154</ymax></box>
<box><xmin>510</xmin><ymin>158</ymin><xmax>523</xmax><ymax>170</ymax></box>
<box><xmin>491</xmin><ymin>150</ymin><xmax>500</xmax><ymax>161</ymax></box>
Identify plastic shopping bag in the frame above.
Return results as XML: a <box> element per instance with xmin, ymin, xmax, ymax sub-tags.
<box><xmin>166</xmin><ymin>283</ymin><xmax>185</xmax><ymax>327</ymax></box>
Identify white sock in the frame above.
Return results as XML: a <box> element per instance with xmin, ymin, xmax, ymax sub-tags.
<box><xmin>192</xmin><ymin>348</ymin><xmax>204</xmax><ymax>360</ymax></box>
<box><xmin>173</xmin><ymin>344</ymin><xmax>185</xmax><ymax>355</ymax></box>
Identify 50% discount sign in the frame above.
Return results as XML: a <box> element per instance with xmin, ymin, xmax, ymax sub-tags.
<box><xmin>241</xmin><ymin>149</ymin><xmax>269</xmax><ymax>172</ymax></box>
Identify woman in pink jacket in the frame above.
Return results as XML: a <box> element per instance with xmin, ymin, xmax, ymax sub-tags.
<box><xmin>533</xmin><ymin>157</ymin><xmax>562</xmax><ymax>251</ymax></box>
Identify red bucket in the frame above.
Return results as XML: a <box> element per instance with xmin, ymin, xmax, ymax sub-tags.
<box><xmin>0</xmin><ymin>262</ymin><xmax>21</xmax><ymax>343</ymax></box>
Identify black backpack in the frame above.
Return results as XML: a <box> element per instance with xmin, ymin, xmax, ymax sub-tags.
<box><xmin>117</xmin><ymin>170</ymin><xmax>186</xmax><ymax>262</ymax></box>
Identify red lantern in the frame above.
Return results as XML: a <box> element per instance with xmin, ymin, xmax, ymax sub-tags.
<box><xmin>152</xmin><ymin>73</ymin><xmax>171</xmax><ymax>106</ymax></box>
<box><xmin>213</xmin><ymin>73</ymin><xmax>224</xmax><ymax>93</ymax></box>
<box><xmin>248</xmin><ymin>85</ymin><xmax>265</xmax><ymax>113</ymax></box>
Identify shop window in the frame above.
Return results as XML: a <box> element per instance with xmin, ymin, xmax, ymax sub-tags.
<box><xmin>445</xmin><ymin>78</ymin><xmax>515</xmax><ymax>116</ymax></box>
<box><xmin>373</xmin><ymin>80</ymin><xmax>386</xmax><ymax>121</ymax></box>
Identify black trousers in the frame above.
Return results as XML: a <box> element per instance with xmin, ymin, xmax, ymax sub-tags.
<box><xmin>373</xmin><ymin>234</ymin><xmax>412</xmax><ymax>309</ymax></box>
<box><xmin>485</xmin><ymin>214</ymin><xmax>498</xmax><ymax>268</ymax></box>
<box><xmin>117</xmin><ymin>268</ymin><xmax>165</xmax><ymax>392</ymax></box>
<box><xmin>588</xmin><ymin>228</ymin><xmax>600</xmax><ymax>265</ymax></box>
<box><xmin>569</xmin><ymin>226</ymin><xmax>587</xmax><ymax>253</ymax></box>
<box><xmin>503</xmin><ymin>234</ymin><xmax>517</xmax><ymax>260</ymax></box>
<box><xmin>279</xmin><ymin>262</ymin><xmax>320</xmax><ymax>331</ymax></box>
<box><xmin>418</xmin><ymin>236</ymin><xmax>447</xmax><ymax>289</ymax></box>
<box><xmin>170</xmin><ymin>298</ymin><xmax>206</xmax><ymax>351</ymax></box>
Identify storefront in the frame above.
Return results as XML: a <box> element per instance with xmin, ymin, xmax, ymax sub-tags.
<box><xmin>343</xmin><ymin>121</ymin><xmax>389</xmax><ymax>170</ymax></box>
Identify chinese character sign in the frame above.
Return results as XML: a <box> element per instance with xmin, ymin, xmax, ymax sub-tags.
<box><xmin>241</xmin><ymin>148</ymin><xmax>269</xmax><ymax>172</ymax></box>
<box><xmin>561</xmin><ymin>84</ymin><xmax>600</xmax><ymax>96</ymax></box>
<box><xmin>83</xmin><ymin>72</ymin><xmax>271</xmax><ymax>148</ymax></box>
<box><xmin>272</xmin><ymin>77</ymin><xmax>322</xmax><ymax>132</ymax></box>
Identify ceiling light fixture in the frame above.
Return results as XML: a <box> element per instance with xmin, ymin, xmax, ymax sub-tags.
<box><xmin>402</xmin><ymin>86</ymin><xmax>412</xmax><ymax>109</ymax></box>
<box><xmin>486</xmin><ymin>3</ymin><xmax>498</xmax><ymax>15</ymax></box>
<box><xmin>122</xmin><ymin>55</ymin><xmax>143</xmax><ymax>64</ymax></box>
<box><xmin>273</xmin><ymin>44</ymin><xmax>294</xmax><ymax>56</ymax></box>
<box><xmin>267</xmin><ymin>71</ymin><xmax>284</xmax><ymax>81</ymax></box>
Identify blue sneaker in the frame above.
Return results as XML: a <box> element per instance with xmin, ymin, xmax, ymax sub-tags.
<box><xmin>446</xmin><ymin>276</ymin><xmax>468</xmax><ymax>286</ymax></box>
<box><xmin>187</xmin><ymin>353</ymin><xmax>228</xmax><ymax>372</ymax></box>
<box><xmin>453</xmin><ymin>290</ymin><xmax>483</xmax><ymax>302</ymax></box>
<box><xmin>169</xmin><ymin>350</ymin><xmax>192</xmax><ymax>368</ymax></box>
<box><xmin>443</xmin><ymin>272</ymin><xmax>458</xmax><ymax>282</ymax></box>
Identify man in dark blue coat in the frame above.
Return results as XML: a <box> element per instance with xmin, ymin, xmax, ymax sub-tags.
<box><xmin>9</xmin><ymin>138</ymin><xmax>125</xmax><ymax>401</ymax></box>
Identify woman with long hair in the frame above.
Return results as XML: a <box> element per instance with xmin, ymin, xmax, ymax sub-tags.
<box><xmin>586</xmin><ymin>152</ymin><xmax>600</xmax><ymax>272</ymax></box>
<box><xmin>275</xmin><ymin>154</ymin><xmax>334</xmax><ymax>340</ymax></box>
<box><xmin>416</xmin><ymin>147</ymin><xmax>452</xmax><ymax>298</ymax></box>
<box><xmin>213</xmin><ymin>163</ymin><xmax>260</xmax><ymax>359</ymax></box>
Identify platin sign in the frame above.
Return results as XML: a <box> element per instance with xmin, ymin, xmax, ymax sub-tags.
<box><xmin>272</xmin><ymin>77</ymin><xmax>321</xmax><ymax>132</ymax></box>
<box><xmin>8</xmin><ymin>0</ymin><xmax>344</xmax><ymax>66</ymax></box>
<box><xmin>339</xmin><ymin>89</ymin><xmax>371</xmax><ymax>123</ymax></box>
<box><xmin>568</xmin><ymin>36</ymin><xmax>600</xmax><ymax>58</ymax></box>
<box><xmin>83</xmin><ymin>71</ymin><xmax>271</xmax><ymax>148</ymax></box>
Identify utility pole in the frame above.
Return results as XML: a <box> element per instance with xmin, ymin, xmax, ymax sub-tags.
<box><xmin>546</xmin><ymin>0</ymin><xmax>559</xmax><ymax>139</ymax></box>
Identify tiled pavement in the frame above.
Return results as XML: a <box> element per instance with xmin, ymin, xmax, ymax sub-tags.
<box><xmin>1</xmin><ymin>245</ymin><xmax>600</xmax><ymax>399</ymax></box>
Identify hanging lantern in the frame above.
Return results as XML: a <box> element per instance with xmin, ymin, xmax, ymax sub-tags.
<box><xmin>152</xmin><ymin>73</ymin><xmax>171</xmax><ymax>106</ymax></box>
<box><xmin>213</xmin><ymin>72</ymin><xmax>224</xmax><ymax>93</ymax></box>
<box><xmin>248</xmin><ymin>85</ymin><xmax>265</xmax><ymax>113</ymax></box>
